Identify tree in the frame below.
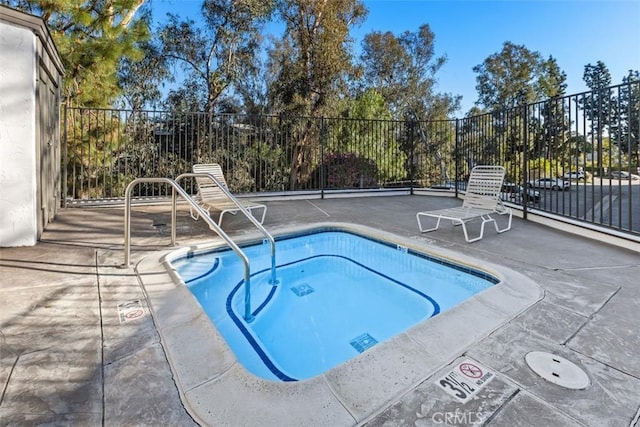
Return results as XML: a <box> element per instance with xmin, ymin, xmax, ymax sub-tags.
<box><xmin>358</xmin><ymin>25</ymin><xmax>459</xmax><ymax>120</ymax></box>
<box><xmin>472</xmin><ymin>43</ymin><xmax>569</xmax><ymax>182</ymax></box>
<box><xmin>2</xmin><ymin>0</ymin><xmax>151</xmax><ymax>107</ymax></box>
<box><xmin>583</xmin><ymin>61</ymin><xmax>612</xmax><ymax>92</ymax></box>
<box><xmin>268</xmin><ymin>0</ymin><xmax>367</xmax><ymax>189</ymax></box>
<box><xmin>118</xmin><ymin>40</ymin><xmax>170</xmax><ymax>110</ymax></box>
<box><xmin>329</xmin><ymin>89</ymin><xmax>407</xmax><ymax>185</ymax></box>
<box><xmin>159</xmin><ymin>0</ymin><xmax>274</xmax><ymax>114</ymax></box>
<box><xmin>611</xmin><ymin>70</ymin><xmax>640</xmax><ymax>168</ymax></box>
<box><xmin>582</xmin><ymin>61</ymin><xmax>613</xmax><ymax>174</ymax></box>
<box><xmin>582</xmin><ymin>61</ymin><xmax>612</xmax><ymax>134</ymax></box>
<box><xmin>356</xmin><ymin>25</ymin><xmax>460</xmax><ymax>185</ymax></box>
<box><xmin>359</xmin><ymin>30</ymin><xmax>412</xmax><ymax>113</ymax></box>
<box><xmin>538</xmin><ymin>56</ymin><xmax>567</xmax><ymax>99</ymax></box>
<box><xmin>473</xmin><ymin>41</ymin><xmax>553</xmax><ymax>110</ymax></box>
<box><xmin>537</xmin><ymin>56</ymin><xmax>570</xmax><ymax>161</ymax></box>
<box><xmin>270</xmin><ymin>0</ymin><xmax>367</xmax><ymax>116</ymax></box>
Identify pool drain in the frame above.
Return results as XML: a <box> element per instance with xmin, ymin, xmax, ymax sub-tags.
<box><xmin>525</xmin><ymin>351</ymin><xmax>590</xmax><ymax>390</ymax></box>
<box><xmin>291</xmin><ymin>283</ymin><xmax>314</xmax><ymax>297</ymax></box>
<box><xmin>350</xmin><ymin>333</ymin><xmax>378</xmax><ymax>353</ymax></box>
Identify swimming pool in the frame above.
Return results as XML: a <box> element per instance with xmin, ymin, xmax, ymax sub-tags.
<box><xmin>171</xmin><ymin>228</ymin><xmax>499</xmax><ymax>381</ymax></box>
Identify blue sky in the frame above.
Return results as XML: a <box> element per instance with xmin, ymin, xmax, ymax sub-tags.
<box><xmin>152</xmin><ymin>0</ymin><xmax>640</xmax><ymax>114</ymax></box>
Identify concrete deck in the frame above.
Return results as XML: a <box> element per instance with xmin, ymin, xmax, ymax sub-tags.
<box><xmin>1</xmin><ymin>194</ymin><xmax>639</xmax><ymax>426</ymax></box>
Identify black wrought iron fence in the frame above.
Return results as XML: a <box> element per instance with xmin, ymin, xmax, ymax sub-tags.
<box><xmin>63</xmin><ymin>81</ymin><xmax>639</xmax><ymax>236</ymax></box>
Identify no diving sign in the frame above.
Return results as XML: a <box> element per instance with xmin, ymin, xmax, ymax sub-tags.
<box><xmin>117</xmin><ymin>299</ymin><xmax>146</xmax><ymax>323</ymax></box>
<box><xmin>436</xmin><ymin>359</ymin><xmax>495</xmax><ymax>403</ymax></box>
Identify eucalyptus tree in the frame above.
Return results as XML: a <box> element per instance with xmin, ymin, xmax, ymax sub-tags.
<box><xmin>473</xmin><ymin>43</ymin><xmax>569</xmax><ymax>180</ymax></box>
<box><xmin>118</xmin><ymin>40</ymin><xmax>170</xmax><ymax>111</ymax></box>
<box><xmin>2</xmin><ymin>0</ymin><xmax>151</xmax><ymax>106</ymax></box>
<box><xmin>268</xmin><ymin>0</ymin><xmax>368</xmax><ymax>189</ymax></box>
<box><xmin>358</xmin><ymin>30</ymin><xmax>412</xmax><ymax>115</ymax></box>
<box><xmin>358</xmin><ymin>24</ymin><xmax>459</xmax><ymax>121</ymax></box>
<box><xmin>159</xmin><ymin>0</ymin><xmax>275</xmax><ymax>114</ymax></box>
<box><xmin>155</xmin><ymin>0</ymin><xmax>275</xmax><ymax>186</ymax></box>
<box><xmin>473</xmin><ymin>42</ymin><xmax>552</xmax><ymax>111</ymax></box>
<box><xmin>357</xmin><ymin>24</ymin><xmax>460</xmax><ymax>184</ymax></box>
<box><xmin>270</xmin><ymin>0</ymin><xmax>367</xmax><ymax>116</ymax></box>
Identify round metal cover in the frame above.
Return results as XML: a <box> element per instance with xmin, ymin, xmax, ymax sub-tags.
<box><xmin>525</xmin><ymin>351</ymin><xmax>590</xmax><ymax>390</ymax></box>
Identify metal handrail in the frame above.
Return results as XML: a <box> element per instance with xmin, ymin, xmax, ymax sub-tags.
<box><xmin>176</xmin><ymin>172</ymin><xmax>278</xmax><ymax>287</ymax></box>
<box><xmin>122</xmin><ymin>177</ymin><xmax>256</xmax><ymax>322</ymax></box>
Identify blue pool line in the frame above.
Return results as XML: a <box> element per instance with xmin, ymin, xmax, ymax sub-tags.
<box><xmin>175</xmin><ymin>228</ymin><xmax>499</xmax><ymax>286</ymax></box>
<box><xmin>184</xmin><ymin>258</ymin><xmax>220</xmax><ymax>284</ymax></box>
<box><xmin>225</xmin><ymin>254</ymin><xmax>441</xmax><ymax>382</ymax></box>
<box><xmin>225</xmin><ymin>282</ymin><xmax>297</xmax><ymax>382</ymax></box>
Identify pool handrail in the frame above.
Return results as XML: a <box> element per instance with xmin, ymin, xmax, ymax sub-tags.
<box><xmin>176</xmin><ymin>172</ymin><xmax>278</xmax><ymax>287</ymax></box>
<box><xmin>123</xmin><ymin>177</ymin><xmax>256</xmax><ymax>322</ymax></box>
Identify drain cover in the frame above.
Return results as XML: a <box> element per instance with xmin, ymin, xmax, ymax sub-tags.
<box><xmin>350</xmin><ymin>333</ymin><xmax>378</xmax><ymax>353</ymax></box>
<box><xmin>525</xmin><ymin>351</ymin><xmax>590</xmax><ymax>390</ymax></box>
<box><xmin>291</xmin><ymin>283</ymin><xmax>314</xmax><ymax>297</ymax></box>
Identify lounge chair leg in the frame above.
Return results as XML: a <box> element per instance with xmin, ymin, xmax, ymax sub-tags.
<box><xmin>190</xmin><ymin>206</ymin><xmax>199</xmax><ymax>221</ymax></box>
<box><xmin>258</xmin><ymin>206</ymin><xmax>267</xmax><ymax>224</ymax></box>
<box><xmin>463</xmin><ymin>217</ymin><xmax>490</xmax><ymax>243</ymax></box>
<box><xmin>493</xmin><ymin>212</ymin><xmax>512</xmax><ymax>233</ymax></box>
<box><xmin>190</xmin><ymin>205</ymin><xmax>211</xmax><ymax>222</ymax></box>
<box><xmin>416</xmin><ymin>213</ymin><xmax>442</xmax><ymax>233</ymax></box>
<box><xmin>461</xmin><ymin>221</ymin><xmax>474</xmax><ymax>242</ymax></box>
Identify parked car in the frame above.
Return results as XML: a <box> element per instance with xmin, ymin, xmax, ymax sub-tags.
<box><xmin>608</xmin><ymin>171</ymin><xmax>639</xmax><ymax>180</ymax></box>
<box><xmin>501</xmin><ymin>183</ymin><xmax>540</xmax><ymax>203</ymax></box>
<box><xmin>430</xmin><ymin>180</ymin><xmax>467</xmax><ymax>190</ymax></box>
<box><xmin>563</xmin><ymin>171</ymin><xmax>585</xmax><ymax>180</ymax></box>
<box><xmin>528</xmin><ymin>177</ymin><xmax>571</xmax><ymax>191</ymax></box>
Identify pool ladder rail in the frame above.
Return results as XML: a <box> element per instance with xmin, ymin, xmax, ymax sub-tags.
<box><xmin>122</xmin><ymin>175</ymin><xmax>277</xmax><ymax>322</ymax></box>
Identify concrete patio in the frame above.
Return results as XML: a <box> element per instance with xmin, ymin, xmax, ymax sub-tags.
<box><xmin>1</xmin><ymin>194</ymin><xmax>639</xmax><ymax>426</ymax></box>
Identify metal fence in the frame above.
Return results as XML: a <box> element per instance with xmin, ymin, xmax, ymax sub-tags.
<box><xmin>63</xmin><ymin>81</ymin><xmax>639</xmax><ymax>237</ymax></box>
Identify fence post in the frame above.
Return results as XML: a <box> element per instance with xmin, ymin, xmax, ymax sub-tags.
<box><xmin>455</xmin><ymin>118</ymin><xmax>460</xmax><ymax>198</ymax></box>
<box><xmin>409</xmin><ymin>119</ymin><xmax>415</xmax><ymax>195</ymax></box>
<box><xmin>522</xmin><ymin>103</ymin><xmax>528</xmax><ymax>219</ymax></box>
<box><xmin>62</xmin><ymin>102</ymin><xmax>68</xmax><ymax>208</ymax></box>
<box><xmin>320</xmin><ymin>116</ymin><xmax>325</xmax><ymax>199</ymax></box>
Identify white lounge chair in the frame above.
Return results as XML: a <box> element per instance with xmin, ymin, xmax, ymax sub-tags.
<box><xmin>416</xmin><ymin>165</ymin><xmax>512</xmax><ymax>242</ymax></box>
<box><xmin>190</xmin><ymin>163</ymin><xmax>267</xmax><ymax>226</ymax></box>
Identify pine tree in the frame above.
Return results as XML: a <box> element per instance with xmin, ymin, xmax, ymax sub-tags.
<box><xmin>611</xmin><ymin>70</ymin><xmax>640</xmax><ymax>169</ymax></box>
<box><xmin>582</xmin><ymin>61</ymin><xmax>613</xmax><ymax>175</ymax></box>
<box><xmin>3</xmin><ymin>0</ymin><xmax>150</xmax><ymax>107</ymax></box>
<box><xmin>582</xmin><ymin>61</ymin><xmax>612</xmax><ymax>136</ymax></box>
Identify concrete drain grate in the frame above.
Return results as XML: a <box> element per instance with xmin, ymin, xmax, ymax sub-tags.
<box><xmin>525</xmin><ymin>351</ymin><xmax>590</xmax><ymax>390</ymax></box>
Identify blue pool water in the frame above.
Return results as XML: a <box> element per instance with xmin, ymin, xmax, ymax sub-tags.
<box><xmin>172</xmin><ymin>229</ymin><xmax>498</xmax><ymax>381</ymax></box>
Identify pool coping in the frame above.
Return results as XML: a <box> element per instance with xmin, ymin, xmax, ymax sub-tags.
<box><xmin>135</xmin><ymin>222</ymin><xmax>543</xmax><ymax>426</ymax></box>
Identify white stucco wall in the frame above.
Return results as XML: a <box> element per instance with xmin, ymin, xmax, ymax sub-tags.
<box><xmin>0</xmin><ymin>22</ymin><xmax>37</xmax><ymax>246</ymax></box>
